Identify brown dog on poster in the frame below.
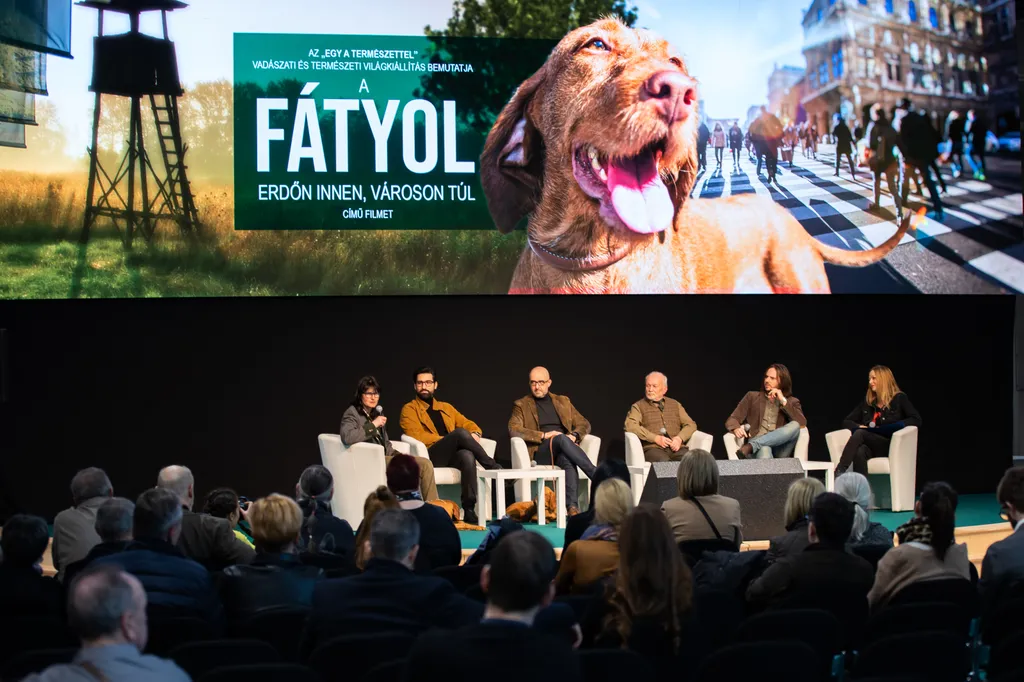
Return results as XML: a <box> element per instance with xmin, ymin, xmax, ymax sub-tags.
<box><xmin>480</xmin><ymin>18</ymin><xmax>913</xmax><ymax>294</ymax></box>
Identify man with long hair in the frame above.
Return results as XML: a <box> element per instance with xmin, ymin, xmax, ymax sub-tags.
<box><xmin>835</xmin><ymin>365</ymin><xmax>921</xmax><ymax>475</ymax></box>
<box><xmin>726</xmin><ymin>364</ymin><xmax>807</xmax><ymax>460</ymax></box>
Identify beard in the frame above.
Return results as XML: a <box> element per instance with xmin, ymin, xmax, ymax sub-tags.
<box><xmin>417</xmin><ymin>389</ymin><xmax>434</xmax><ymax>401</ymax></box>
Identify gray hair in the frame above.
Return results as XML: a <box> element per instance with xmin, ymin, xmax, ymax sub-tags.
<box><xmin>133</xmin><ymin>488</ymin><xmax>183</xmax><ymax>541</ymax></box>
<box><xmin>70</xmin><ymin>468</ymin><xmax>112</xmax><ymax>505</ymax></box>
<box><xmin>835</xmin><ymin>472</ymin><xmax>872</xmax><ymax>541</ymax></box>
<box><xmin>68</xmin><ymin>565</ymin><xmax>138</xmax><ymax>641</ymax></box>
<box><xmin>369</xmin><ymin>508</ymin><xmax>420</xmax><ymax>562</ymax></box>
<box><xmin>95</xmin><ymin>497</ymin><xmax>135</xmax><ymax>543</ymax></box>
<box><xmin>646</xmin><ymin>371</ymin><xmax>668</xmax><ymax>387</ymax></box>
<box><xmin>156</xmin><ymin>465</ymin><xmax>194</xmax><ymax>502</ymax></box>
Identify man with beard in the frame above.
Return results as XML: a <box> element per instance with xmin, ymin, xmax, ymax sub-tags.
<box><xmin>726</xmin><ymin>364</ymin><xmax>806</xmax><ymax>460</ymax></box>
<box><xmin>400</xmin><ymin>367</ymin><xmax>500</xmax><ymax>525</ymax></box>
<box><xmin>895</xmin><ymin>98</ymin><xmax>944</xmax><ymax>221</ymax></box>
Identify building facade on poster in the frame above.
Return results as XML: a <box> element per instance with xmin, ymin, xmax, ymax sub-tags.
<box><xmin>978</xmin><ymin>0</ymin><xmax>1018</xmax><ymax>133</ymax></box>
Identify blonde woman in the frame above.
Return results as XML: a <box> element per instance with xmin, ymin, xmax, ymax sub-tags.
<box><xmin>556</xmin><ymin>478</ymin><xmax>633</xmax><ymax>594</ymax></box>
<box><xmin>836</xmin><ymin>366</ymin><xmax>922</xmax><ymax>476</ymax></box>
<box><xmin>765</xmin><ymin>477</ymin><xmax>826</xmax><ymax>565</ymax></box>
<box><xmin>661</xmin><ymin>449</ymin><xmax>742</xmax><ymax>546</ymax></box>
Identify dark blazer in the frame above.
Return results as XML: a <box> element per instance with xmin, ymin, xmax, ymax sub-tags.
<box><xmin>842</xmin><ymin>393</ymin><xmax>922</xmax><ymax>433</ymax></box>
<box><xmin>765</xmin><ymin>518</ymin><xmax>810</xmax><ymax>565</ymax></box>
<box><xmin>94</xmin><ymin>538</ymin><xmax>223</xmax><ymax>624</ymax></box>
<box><xmin>406</xmin><ymin>620</ymin><xmax>581</xmax><ymax>682</ymax></box>
<box><xmin>746</xmin><ymin>543</ymin><xmax>874</xmax><ymax>610</ymax></box>
<box><xmin>979</xmin><ymin>525</ymin><xmax>1024</xmax><ymax>615</ymax></box>
<box><xmin>178</xmin><ymin>508</ymin><xmax>255</xmax><ymax>572</ymax></box>
<box><xmin>508</xmin><ymin>393</ymin><xmax>592</xmax><ymax>460</ymax></box>
<box><xmin>725</xmin><ymin>391</ymin><xmax>807</xmax><ymax>434</ymax></box>
<box><xmin>219</xmin><ymin>552</ymin><xmax>324</xmax><ymax>623</ymax></box>
<box><xmin>299</xmin><ymin>499</ymin><xmax>355</xmax><ymax>559</ymax></box>
<box><xmin>408</xmin><ymin>504</ymin><xmax>461</xmax><ymax>572</ymax></box>
<box><xmin>63</xmin><ymin>540</ymin><xmax>131</xmax><ymax>589</ymax></box>
<box><xmin>0</xmin><ymin>564</ymin><xmax>64</xmax><ymax>620</ymax></box>
<box><xmin>301</xmin><ymin>558</ymin><xmax>482</xmax><ymax>658</ymax></box>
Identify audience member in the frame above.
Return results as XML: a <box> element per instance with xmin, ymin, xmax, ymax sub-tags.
<box><xmin>295</xmin><ymin>464</ymin><xmax>356</xmax><ymax>560</ymax></box>
<box><xmin>301</xmin><ymin>508</ymin><xmax>481</xmax><ymax>656</ymax></box>
<box><xmin>354</xmin><ymin>486</ymin><xmax>400</xmax><ymax>570</ymax></box>
<box><xmin>203</xmin><ymin>487</ymin><xmax>254</xmax><ymax>549</ymax></box>
<box><xmin>834</xmin><ymin>472</ymin><xmax>895</xmax><ymax>548</ymax></box>
<box><xmin>52</xmin><ymin>468</ymin><xmax>113</xmax><ymax>582</ymax></box>
<box><xmin>563</xmin><ymin>460</ymin><xmax>631</xmax><ymax>550</ymax></box>
<box><xmin>406</xmin><ymin>531</ymin><xmax>581</xmax><ymax>682</ymax></box>
<box><xmin>0</xmin><ymin>513</ymin><xmax>63</xmax><ymax>619</ymax></box>
<box><xmin>387</xmin><ymin>453</ymin><xmax>461</xmax><ymax>572</ymax></box>
<box><xmin>23</xmin><ymin>565</ymin><xmax>189</xmax><ymax>682</ymax></box>
<box><xmin>661</xmin><ymin>449</ymin><xmax>742</xmax><ymax>545</ymax></box>
<box><xmin>556</xmin><ymin>478</ymin><xmax>633</xmax><ymax>595</ymax></box>
<box><xmin>765</xmin><ymin>477</ymin><xmax>825</xmax><ymax>565</ymax></box>
<box><xmin>94</xmin><ymin>487</ymin><xmax>223</xmax><ymax>624</ymax></box>
<box><xmin>63</xmin><ymin>497</ymin><xmax>135</xmax><ymax>588</ymax></box>
<box><xmin>980</xmin><ymin>466</ymin><xmax>1024</xmax><ymax>613</ymax></box>
<box><xmin>220</xmin><ymin>494</ymin><xmax>324</xmax><ymax>623</ymax></box>
<box><xmin>746</xmin><ymin>493</ymin><xmax>874</xmax><ymax>609</ymax></box>
<box><xmin>157</xmin><ymin>465</ymin><xmax>254</xmax><ymax>571</ymax></box>
<box><xmin>868</xmin><ymin>481</ymin><xmax>970</xmax><ymax>609</ymax></box>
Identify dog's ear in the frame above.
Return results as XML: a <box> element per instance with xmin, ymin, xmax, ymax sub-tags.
<box><xmin>480</xmin><ymin>66</ymin><xmax>547</xmax><ymax>234</ymax></box>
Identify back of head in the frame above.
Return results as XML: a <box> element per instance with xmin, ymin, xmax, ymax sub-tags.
<box><xmin>0</xmin><ymin>514</ymin><xmax>49</xmax><ymax>567</ymax></box>
<box><xmin>919</xmin><ymin>482</ymin><xmax>958</xmax><ymax>560</ymax></box>
<box><xmin>249</xmin><ymin>494</ymin><xmax>303</xmax><ymax>553</ymax></box>
<box><xmin>997</xmin><ymin>466</ymin><xmax>1024</xmax><ymax>514</ymax></box>
<box><xmin>784</xmin><ymin>477</ymin><xmax>825</xmax><ymax>528</ymax></box>
<box><xmin>95</xmin><ymin>497</ymin><xmax>136</xmax><ymax>543</ymax></box>
<box><xmin>369</xmin><ymin>508</ymin><xmax>420</xmax><ymax>563</ymax></box>
<box><xmin>133</xmin><ymin>487</ymin><xmax>184</xmax><ymax>542</ymax></box>
<box><xmin>156</xmin><ymin>465</ymin><xmax>194</xmax><ymax>504</ymax></box>
<box><xmin>386</xmin><ymin>454</ymin><xmax>421</xmax><ymax>494</ymax></box>
<box><xmin>68</xmin><ymin>565</ymin><xmax>143</xmax><ymax>646</ymax></box>
<box><xmin>589</xmin><ymin>459</ymin><xmax>631</xmax><ymax>510</ymax></box>
<box><xmin>486</xmin><ymin>530</ymin><xmax>557</xmax><ymax>612</ymax></box>
<box><xmin>594</xmin><ymin>478</ymin><xmax>634</xmax><ymax>528</ymax></box>
<box><xmin>202</xmin><ymin>488</ymin><xmax>240</xmax><ymax>519</ymax></box>
<box><xmin>355</xmin><ymin>487</ymin><xmax>400</xmax><ymax>568</ymax></box>
<box><xmin>835</xmin><ymin>472</ymin><xmax>872</xmax><ymax>541</ymax></box>
<box><xmin>70</xmin><ymin>467</ymin><xmax>113</xmax><ymax>506</ymax></box>
<box><xmin>809</xmin><ymin>493</ymin><xmax>855</xmax><ymax>547</ymax></box>
<box><xmin>297</xmin><ymin>465</ymin><xmax>333</xmax><ymax>507</ymax></box>
<box><xmin>676</xmin><ymin>449</ymin><xmax>719</xmax><ymax>498</ymax></box>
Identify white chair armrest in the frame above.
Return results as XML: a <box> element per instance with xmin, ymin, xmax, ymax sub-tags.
<box><xmin>391</xmin><ymin>440</ymin><xmax>411</xmax><ymax>455</ymax></box>
<box><xmin>624</xmin><ymin>432</ymin><xmax>645</xmax><ymax>468</ymax></box>
<box><xmin>824</xmin><ymin>429</ymin><xmax>852</xmax><ymax>467</ymax></box>
<box><xmin>510</xmin><ymin>437</ymin><xmax>531</xmax><ymax>469</ymax></box>
<box><xmin>723</xmin><ymin>433</ymin><xmax>740</xmax><ymax>460</ymax></box>
<box><xmin>689</xmin><ymin>430</ymin><xmax>713</xmax><ymax>454</ymax></box>
<box><xmin>480</xmin><ymin>437</ymin><xmax>497</xmax><ymax>458</ymax></box>
<box><xmin>400</xmin><ymin>434</ymin><xmax>430</xmax><ymax>460</ymax></box>
<box><xmin>580</xmin><ymin>434</ymin><xmax>601</xmax><ymax>467</ymax></box>
<box><xmin>888</xmin><ymin>426</ymin><xmax>919</xmax><ymax>512</ymax></box>
<box><xmin>317</xmin><ymin>434</ymin><xmax>387</xmax><ymax>527</ymax></box>
<box><xmin>795</xmin><ymin>427</ymin><xmax>810</xmax><ymax>463</ymax></box>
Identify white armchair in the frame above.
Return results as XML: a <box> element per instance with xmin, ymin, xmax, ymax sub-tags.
<box><xmin>824</xmin><ymin>426</ymin><xmax>918</xmax><ymax>512</ymax></box>
<box><xmin>400</xmin><ymin>434</ymin><xmax>496</xmax><ymax>520</ymax></box>
<box><xmin>624</xmin><ymin>430</ymin><xmax>713</xmax><ymax>506</ymax></box>
<box><xmin>510</xmin><ymin>434</ymin><xmax>602</xmax><ymax>508</ymax></box>
<box><xmin>317</xmin><ymin>434</ymin><xmax>387</xmax><ymax>527</ymax></box>
<box><xmin>722</xmin><ymin>427</ymin><xmax>810</xmax><ymax>462</ymax></box>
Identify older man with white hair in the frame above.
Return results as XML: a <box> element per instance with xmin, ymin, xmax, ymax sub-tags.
<box><xmin>52</xmin><ymin>467</ymin><xmax>113</xmax><ymax>582</ymax></box>
<box><xmin>157</xmin><ymin>465</ymin><xmax>254</xmax><ymax>571</ymax></box>
<box><xmin>624</xmin><ymin>372</ymin><xmax>698</xmax><ymax>462</ymax></box>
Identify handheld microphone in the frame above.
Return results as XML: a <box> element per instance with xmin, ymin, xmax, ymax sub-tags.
<box><xmin>869</xmin><ymin>420</ymin><xmax>876</xmax><ymax>428</ymax></box>
<box><xmin>374</xmin><ymin>405</ymin><xmax>383</xmax><ymax>416</ymax></box>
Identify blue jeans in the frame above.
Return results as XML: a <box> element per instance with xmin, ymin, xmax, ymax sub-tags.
<box><xmin>749</xmin><ymin>421</ymin><xmax>801</xmax><ymax>459</ymax></box>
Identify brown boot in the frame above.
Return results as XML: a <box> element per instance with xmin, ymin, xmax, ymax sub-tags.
<box><xmin>567</xmin><ymin>506</ymin><xmax>581</xmax><ymax>517</ymax></box>
<box><xmin>736</xmin><ymin>443</ymin><xmax>754</xmax><ymax>459</ymax></box>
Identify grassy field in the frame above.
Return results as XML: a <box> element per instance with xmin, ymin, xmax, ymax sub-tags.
<box><xmin>0</xmin><ymin>171</ymin><xmax>524</xmax><ymax>299</ymax></box>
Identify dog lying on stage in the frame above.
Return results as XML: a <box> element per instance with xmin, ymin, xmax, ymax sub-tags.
<box><xmin>480</xmin><ymin>18</ymin><xmax>913</xmax><ymax>294</ymax></box>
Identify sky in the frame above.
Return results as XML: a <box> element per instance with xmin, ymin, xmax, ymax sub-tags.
<box><xmin>39</xmin><ymin>0</ymin><xmax>811</xmax><ymax>155</ymax></box>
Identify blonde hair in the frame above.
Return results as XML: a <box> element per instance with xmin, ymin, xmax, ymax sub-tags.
<box><xmin>783</xmin><ymin>478</ymin><xmax>825</xmax><ymax>527</ymax></box>
<box><xmin>249</xmin><ymin>494</ymin><xmax>303</xmax><ymax>552</ymax></box>
<box><xmin>676</xmin><ymin>449</ymin><xmax>719</xmax><ymax>498</ymax></box>
<box><xmin>355</xmin><ymin>486</ymin><xmax>399</xmax><ymax>569</ymax></box>
<box><xmin>594</xmin><ymin>479</ymin><xmax>634</xmax><ymax>528</ymax></box>
<box><xmin>866</xmin><ymin>365</ymin><xmax>901</xmax><ymax>409</ymax></box>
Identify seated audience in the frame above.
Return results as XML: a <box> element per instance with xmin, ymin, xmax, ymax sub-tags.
<box><xmin>52</xmin><ymin>467</ymin><xmax>113</xmax><ymax>582</ymax></box>
<box><xmin>156</xmin><ymin>465</ymin><xmax>254</xmax><ymax>571</ymax></box>
<box><xmin>868</xmin><ymin>481</ymin><xmax>970</xmax><ymax>609</ymax></box>
<box><xmin>354</xmin><ymin>486</ymin><xmax>400</xmax><ymax>570</ymax></box>
<box><xmin>95</xmin><ymin>487</ymin><xmax>223</xmax><ymax>624</ymax></box>
<box><xmin>301</xmin><ymin>508</ymin><xmax>481</xmax><ymax>656</ymax></box>
<box><xmin>980</xmin><ymin>466</ymin><xmax>1024</xmax><ymax>613</ymax></box>
<box><xmin>747</xmin><ymin>493</ymin><xmax>874</xmax><ymax>609</ymax></box>
<box><xmin>556</xmin><ymin>478</ymin><xmax>633</xmax><ymax>594</ymax></box>
<box><xmin>765</xmin><ymin>477</ymin><xmax>825</xmax><ymax>565</ymax></box>
<box><xmin>661</xmin><ymin>449</ymin><xmax>742</xmax><ymax>545</ymax></box>
<box><xmin>0</xmin><ymin>514</ymin><xmax>63</xmax><ymax>619</ymax></box>
<box><xmin>296</xmin><ymin>464</ymin><xmax>356</xmax><ymax>559</ymax></box>
<box><xmin>63</xmin><ymin>497</ymin><xmax>135</xmax><ymax>588</ymax></box>
<box><xmin>406</xmin><ymin>531</ymin><xmax>581</xmax><ymax>682</ymax></box>
<box><xmin>203</xmin><ymin>487</ymin><xmax>255</xmax><ymax>549</ymax></box>
<box><xmin>386</xmin><ymin>453</ymin><xmax>461</xmax><ymax>571</ymax></box>
<box><xmin>834</xmin><ymin>472</ymin><xmax>894</xmax><ymax>548</ymax></box>
<box><xmin>220</xmin><ymin>494</ymin><xmax>324</xmax><ymax>623</ymax></box>
<box><xmin>563</xmin><ymin>459</ymin><xmax>631</xmax><ymax>550</ymax></box>
<box><xmin>24</xmin><ymin>565</ymin><xmax>189</xmax><ymax>682</ymax></box>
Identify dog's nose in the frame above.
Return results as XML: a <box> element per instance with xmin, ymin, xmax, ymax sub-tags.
<box><xmin>642</xmin><ymin>71</ymin><xmax>697</xmax><ymax>123</ymax></box>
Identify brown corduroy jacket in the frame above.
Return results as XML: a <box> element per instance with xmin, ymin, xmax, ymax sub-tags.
<box><xmin>508</xmin><ymin>393</ymin><xmax>591</xmax><ymax>461</ymax></box>
<box><xmin>725</xmin><ymin>390</ymin><xmax>807</xmax><ymax>435</ymax></box>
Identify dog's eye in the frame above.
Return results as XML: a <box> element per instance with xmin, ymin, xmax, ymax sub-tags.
<box><xmin>583</xmin><ymin>38</ymin><xmax>611</xmax><ymax>52</ymax></box>
<box><xmin>669</xmin><ymin>56</ymin><xmax>683</xmax><ymax>68</ymax></box>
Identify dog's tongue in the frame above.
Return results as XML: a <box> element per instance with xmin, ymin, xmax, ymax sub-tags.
<box><xmin>606</xmin><ymin>149</ymin><xmax>673</xmax><ymax>234</ymax></box>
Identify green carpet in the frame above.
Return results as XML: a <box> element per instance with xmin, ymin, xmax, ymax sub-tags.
<box><xmin>459</xmin><ymin>523</ymin><xmax>564</xmax><ymax>551</ymax></box>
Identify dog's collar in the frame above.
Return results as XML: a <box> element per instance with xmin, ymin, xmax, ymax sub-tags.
<box><xmin>527</xmin><ymin>234</ymin><xmax>632</xmax><ymax>272</ymax></box>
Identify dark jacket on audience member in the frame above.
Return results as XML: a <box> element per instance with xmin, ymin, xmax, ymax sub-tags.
<box><xmin>0</xmin><ymin>564</ymin><xmax>64</xmax><ymax>620</ymax></box>
<box><xmin>62</xmin><ymin>540</ymin><xmax>131</xmax><ymax>588</ymax></box>
<box><xmin>93</xmin><ymin>538</ymin><xmax>223</xmax><ymax>624</ymax></box>
<box><xmin>408</xmin><ymin>504</ymin><xmax>461</xmax><ymax>572</ymax></box>
<box><xmin>406</xmin><ymin>620</ymin><xmax>581</xmax><ymax>682</ymax></box>
<box><xmin>219</xmin><ymin>552</ymin><xmax>324</xmax><ymax>622</ymax></box>
<box><xmin>746</xmin><ymin>543</ymin><xmax>874</xmax><ymax>609</ymax></box>
<box><xmin>980</xmin><ymin>522</ymin><xmax>1024</xmax><ymax>614</ymax></box>
<box><xmin>765</xmin><ymin>518</ymin><xmax>811</xmax><ymax>565</ymax></box>
<box><xmin>851</xmin><ymin>522</ymin><xmax>895</xmax><ymax>549</ymax></box>
<box><xmin>177</xmin><ymin>508</ymin><xmax>255</xmax><ymax>572</ymax></box>
<box><xmin>299</xmin><ymin>499</ymin><xmax>356</xmax><ymax>559</ymax></box>
<box><xmin>301</xmin><ymin>558</ymin><xmax>482</xmax><ymax>658</ymax></box>
<box><xmin>51</xmin><ymin>497</ymin><xmax>107</xmax><ymax>582</ymax></box>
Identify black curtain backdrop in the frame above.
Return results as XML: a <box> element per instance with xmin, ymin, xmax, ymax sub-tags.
<box><xmin>0</xmin><ymin>294</ymin><xmax>1014</xmax><ymax>521</ymax></box>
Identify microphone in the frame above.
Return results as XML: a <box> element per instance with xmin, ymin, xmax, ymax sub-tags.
<box><xmin>374</xmin><ymin>405</ymin><xmax>383</xmax><ymax>416</ymax></box>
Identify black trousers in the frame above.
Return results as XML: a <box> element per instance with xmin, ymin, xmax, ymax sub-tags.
<box><xmin>902</xmin><ymin>161</ymin><xmax>943</xmax><ymax>214</ymax></box>
<box><xmin>836</xmin><ymin>429</ymin><xmax>892</xmax><ymax>475</ymax></box>
<box><xmin>697</xmin><ymin>146</ymin><xmax>707</xmax><ymax>169</ymax></box>
<box><xmin>428</xmin><ymin>428</ymin><xmax>499</xmax><ymax>510</ymax></box>
<box><xmin>536</xmin><ymin>434</ymin><xmax>597</xmax><ymax>510</ymax></box>
<box><xmin>836</xmin><ymin>151</ymin><xmax>856</xmax><ymax>176</ymax></box>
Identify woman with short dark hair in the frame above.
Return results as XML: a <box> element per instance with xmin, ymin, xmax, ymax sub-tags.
<box><xmin>203</xmin><ymin>487</ymin><xmax>254</xmax><ymax>549</ymax></box>
<box><xmin>385</xmin><ymin>454</ymin><xmax>461</xmax><ymax>572</ymax></box>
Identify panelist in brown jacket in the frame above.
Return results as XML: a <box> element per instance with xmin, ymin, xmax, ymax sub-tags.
<box><xmin>624</xmin><ymin>371</ymin><xmax>698</xmax><ymax>462</ymax></box>
<box><xmin>725</xmin><ymin>363</ymin><xmax>807</xmax><ymax>460</ymax></box>
<box><xmin>508</xmin><ymin>366</ymin><xmax>596</xmax><ymax>514</ymax></box>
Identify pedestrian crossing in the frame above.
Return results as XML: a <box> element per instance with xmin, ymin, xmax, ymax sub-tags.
<box><xmin>689</xmin><ymin>145</ymin><xmax>1024</xmax><ymax>293</ymax></box>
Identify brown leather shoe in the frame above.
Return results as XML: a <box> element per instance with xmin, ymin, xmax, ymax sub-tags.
<box><xmin>736</xmin><ymin>443</ymin><xmax>754</xmax><ymax>459</ymax></box>
<box><xmin>567</xmin><ymin>506</ymin><xmax>581</xmax><ymax>517</ymax></box>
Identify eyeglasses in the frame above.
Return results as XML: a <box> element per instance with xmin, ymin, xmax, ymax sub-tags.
<box><xmin>414</xmin><ymin>380</ymin><xmax>435</xmax><ymax>387</ymax></box>
<box><xmin>363</xmin><ymin>391</ymin><xmax>379</xmax><ymax>397</ymax></box>
<box><xmin>529</xmin><ymin>380</ymin><xmax>550</xmax><ymax>386</ymax></box>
